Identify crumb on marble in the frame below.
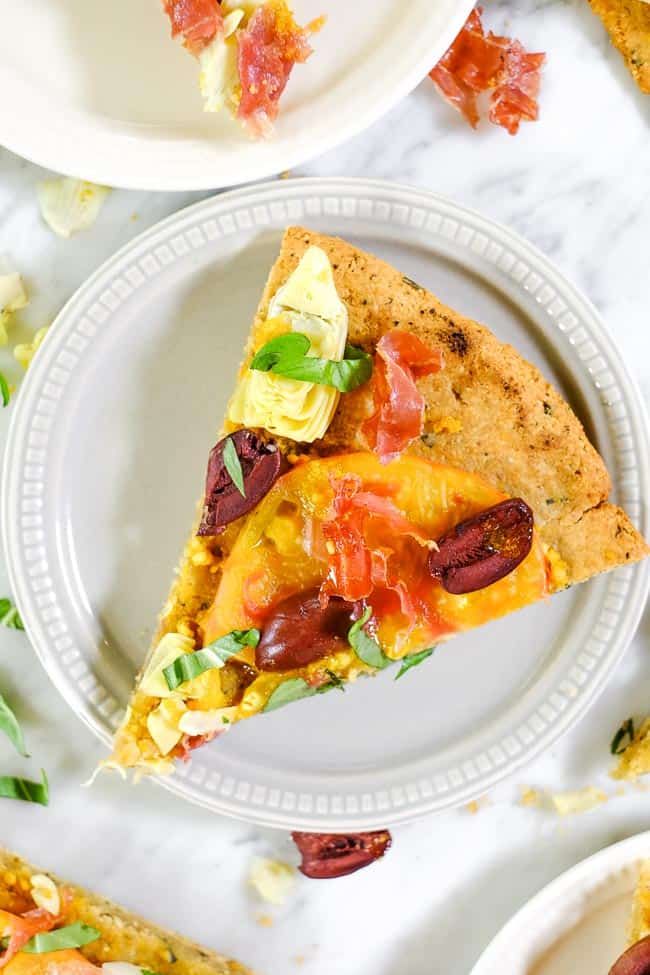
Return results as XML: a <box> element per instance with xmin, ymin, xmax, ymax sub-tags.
<box><xmin>465</xmin><ymin>794</ymin><xmax>490</xmax><ymax>814</ymax></box>
<box><xmin>550</xmin><ymin>786</ymin><xmax>607</xmax><ymax>816</ymax></box>
<box><xmin>255</xmin><ymin>913</ymin><xmax>274</xmax><ymax>928</ymax></box>
<box><xmin>519</xmin><ymin>786</ymin><xmax>543</xmax><ymax>808</ymax></box>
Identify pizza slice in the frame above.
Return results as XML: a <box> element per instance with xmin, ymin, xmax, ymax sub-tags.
<box><xmin>609</xmin><ymin>859</ymin><xmax>650</xmax><ymax>973</ymax></box>
<box><xmin>162</xmin><ymin>0</ymin><xmax>324</xmax><ymax>137</ymax></box>
<box><xmin>106</xmin><ymin>227</ymin><xmax>648</xmax><ymax>776</ymax></box>
<box><xmin>0</xmin><ymin>847</ymin><xmax>248</xmax><ymax>974</ymax></box>
<box><xmin>588</xmin><ymin>0</ymin><xmax>650</xmax><ymax>94</ymax></box>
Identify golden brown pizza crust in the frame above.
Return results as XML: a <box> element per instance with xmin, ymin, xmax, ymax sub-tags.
<box><xmin>109</xmin><ymin>227</ymin><xmax>648</xmax><ymax>771</ymax></box>
<box><xmin>588</xmin><ymin>0</ymin><xmax>650</xmax><ymax>93</ymax></box>
<box><xmin>0</xmin><ymin>848</ymin><xmax>250</xmax><ymax>974</ymax></box>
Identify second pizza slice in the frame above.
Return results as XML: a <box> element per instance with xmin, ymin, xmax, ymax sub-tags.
<box><xmin>107</xmin><ymin>228</ymin><xmax>648</xmax><ymax>776</ymax></box>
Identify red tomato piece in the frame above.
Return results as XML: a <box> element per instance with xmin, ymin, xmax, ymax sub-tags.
<box><xmin>362</xmin><ymin>330</ymin><xmax>443</xmax><ymax>464</ymax></box>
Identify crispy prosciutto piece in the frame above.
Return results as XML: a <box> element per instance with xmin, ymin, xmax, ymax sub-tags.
<box><xmin>489</xmin><ymin>40</ymin><xmax>545</xmax><ymax>135</ymax></box>
<box><xmin>0</xmin><ymin>908</ymin><xmax>60</xmax><ymax>969</ymax></box>
<box><xmin>429</xmin><ymin>6</ymin><xmax>545</xmax><ymax>135</ymax></box>
<box><xmin>362</xmin><ymin>330</ymin><xmax>443</xmax><ymax>464</ymax></box>
<box><xmin>163</xmin><ymin>0</ymin><xmax>224</xmax><ymax>54</ymax></box>
<box><xmin>320</xmin><ymin>473</ymin><xmax>434</xmax><ymax>616</ymax></box>
<box><xmin>237</xmin><ymin>1</ymin><xmax>318</xmax><ymax>137</ymax></box>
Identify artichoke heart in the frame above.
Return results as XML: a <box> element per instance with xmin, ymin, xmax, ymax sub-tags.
<box><xmin>228</xmin><ymin>246</ymin><xmax>348</xmax><ymax>442</ymax></box>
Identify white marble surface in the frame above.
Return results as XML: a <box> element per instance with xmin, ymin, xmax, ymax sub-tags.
<box><xmin>0</xmin><ymin>2</ymin><xmax>649</xmax><ymax>974</ymax></box>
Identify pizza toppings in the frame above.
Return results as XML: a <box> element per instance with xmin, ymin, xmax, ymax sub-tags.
<box><xmin>427</xmin><ymin>498</ymin><xmax>534</xmax><ymax>594</ymax></box>
<box><xmin>291</xmin><ymin>830</ymin><xmax>392</xmax><ymax>879</ymax></box>
<box><xmin>362</xmin><ymin>330</ymin><xmax>443</xmax><ymax>464</ymax></box>
<box><xmin>163</xmin><ymin>0</ymin><xmax>224</xmax><ymax>54</ymax></box>
<box><xmin>429</xmin><ymin>7</ymin><xmax>545</xmax><ymax>135</ymax></box>
<box><xmin>197</xmin><ymin>430</ymin><xmax>282</xmax><ymax>536</ymax></box>
<box><xmin>228</xmin><ymin>246</ymin><xmax>351</xmax><ymax>443</ymax></box>
<box><xmin>0</xmin><ymin>908</ymin><xmax>59</xmax><ymax>968</ymax></box>
<box><xmin>255</xmin><ymin>589</ymin><xmax>358</xmax><ymax>671</ymax></box>
<box><xmin>321</xmin><ymin>473</ymin><xmax>435</xmax><ymax>607</ymax></box>
<box><xmin>237</xmin><ymin>1</ymin><xmax>318</xmax><ymax>138</ymax></box>
<box><xmin>609</xmin><ymin>935</ymin><xmax>650</xmax><ymax>975</ymax></box>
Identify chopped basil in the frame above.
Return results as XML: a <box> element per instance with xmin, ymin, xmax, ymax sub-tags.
<box><xmin>250</xmin><ymin>332</ymin><xmax>372</xmax><ymax>392</ymax></box>
<box><xmin>263</xmin><ymin>678</ymin><xmax>318</xmax><ymax>712</ymax></box>
<box><xmin>263</xmin><ymin>673</ymin><xmax>344</xmax><ymax>713</ymax></box>
<box><xmin>23</xmin><ymin>922</ymin><xmax>100</xmax><ymax>954</ymax></box>
<box><xmin>402</xmin><ymin>275</ymin><xmax>423</xmax><ymax>291</ymax></box>
<box><xmin>222</xmin><ymin>436</ymin><xmax>246</xmax><ymax>498</ymax></box>
<box><xmin>395</xmin><ymin>647</ymin><xmax>436</xmax><ymax>680</ymax></box>
<box><xmin>0</xmin><ymin>692</ymin><xmax>28</xmax><ymax>756</ymax></box>
<box><xmin>163</xmin><ymin>629</ymin><xmax>259</xmax><ymax>691</ymax></box>
<box><xmin>348</xmin><ymin>608</ymin><xmax>392</xmax><ymax>670</ymax></box>
<box><xmin>0</xmin><ymin>769</ymin><xmax>48</xmax><ymax>805</ymax></box>
<box><xmin>0</xmin><ymin>373</ymin><xmax>9</xmax><ymax>408</ymax></box>
<box><xmin>611</xmin><ymin>717</ymin><xmax>635</xmax><ymax>755</ymax></box>
<box><xmin>0</xmin><ymin>599</ymin><xmax>23</xmax><ymax>630</ymax></box>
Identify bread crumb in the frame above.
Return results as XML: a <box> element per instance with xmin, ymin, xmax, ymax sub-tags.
<box><xmin>465</xmin><ymin>795</ymin><xmax>490</xmax><ymax>814</ymax></box>
<box><xmin>255</xmin><ymin>913</ymin><xmax>274</xmax><ymax>928</ymax></box>
<box><xmin>249</xmin><ymin>858</ymin><xmax>296</xmax><ymax>906</ymax></box>
<box><xmin>519</xmin><ymin>786</ymin><xmax>543</xmax><ymax>807</ymax></box>
<box><xmin>550</xmin><ymin>786</ymin><xmax>607</xmax><ymax>816</ymax></box>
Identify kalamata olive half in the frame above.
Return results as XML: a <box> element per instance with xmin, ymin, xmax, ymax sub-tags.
<box><xmin>197</xmin><ymin>429</ymin><xmax>282</xmax><ymax>536</ymax></box>
<box><xmin>292</xmin><ymin>830</ymin><xmax>392</xmax><ymax>879</ymax></box>
<box><xmin>256</xmin><ymin>589</ymin><xmax>358</xmax><ymax>672</ymax></box>
<box><xmin>428</xmin><ymin>497</ymin><xmax>534</xmax><ymax>594</ymax></box>
<box><xmin>609</xmin><ymin>935</ymin><xmax>650</xmax><ymax>975</ymax></box>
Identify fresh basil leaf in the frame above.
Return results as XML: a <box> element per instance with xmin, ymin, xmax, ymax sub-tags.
<box><xmin>348</xmin><ymin>608</ymin><xmax>392</xmax><ymax>670</ymax></box>
<box><xmin>263</xmin><ymin>678</ymin><xmax>318</xmax><ymax>712</ymax></box>
<box><xmin>395</xmin><ymin>647</ymin><xmax>436</xmax><ymax>680</ymax></box>
<box><xmin>222</xmin><ymin>436</ymin><xmax>246</xmax><ymax>498</ymax></box>
<box><xmin>163</xmin><ymin>629</ymin><xmax>259</xmax><ymax>691</ymax></box>
<box><xmin>250</xmin><ymin>332</ymin><xmax>310</xmax><ymax>371</ymax></box>
<box><xmin>611</xmin><ymin>717</ymin><xmax>635</xmax><ymax>756</ymax></box>
<box><xmin>0</xmin><ymin>373</ymin><xmax>9</xmax><ymax>408</ymax></box>
<box><xmin>0</xmin><ymin>692</ymin><xmax>28</xmax><ymax>757</ymax></box>
<box><xmin>0</xmin><ymin>768</ymin><xmax>48</xmax><ymax>805</ymax></box>
<box><xmin>23</xmin><ymin>922</ymin><xmax>101</xmax><ymax>954</ymax></box>
<box><xmin>250</xmin><ymin>333</ymin><xmax>372</xmax><ymax>392</ymax></box>
<box><xmin>0</xmin><ymin>599</ymin><xmax>24</xmax><ymax>630</ymax></box>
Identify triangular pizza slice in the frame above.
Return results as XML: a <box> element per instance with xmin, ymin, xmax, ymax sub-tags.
<box><xmin>107</xmin><ymin>227</ymin><xmax>648</xmax><ymax>775</ymax></box>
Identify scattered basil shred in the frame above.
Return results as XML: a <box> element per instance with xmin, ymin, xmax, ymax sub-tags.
<box><xmin>222</xmin><ymin>436</ymin><xmax>246</xmax><ymax>498</ymax></box>
<box><xmin>395</xmin><ymin>647</ymin><xmax>436</xmax><ymax>680</ymax></box>
<box><xmin>348</xmin><ymin>608</ymin><xmax>392</xmax><ymax>670</ymax></box>
<box><xmin>0</xmin><ymin>598</ymin><xmax>23</xmax><ymax>630</ymax></box>
<box><xmin>163</xmin><ymin>628</ymin><xmax>259</xmax><ymax>691</ymax></box>
<box><xmin>0</xmin><ymin>373</ymin><xmax>9</xmax><ymax>408</ymax></box>
<box><xmin>23</xmin><ymin>922</ymin><xmax>101</xmax><ymax>954</ymax></box>
<box><xmin>250</xmin><ymin>332</ymin><xmax>372</xmax><ymax>392</ymax></box>
<box><xmin>611</xmin><ymin>717</ymin><xmax>635</xmax><ymax>756</ymax></box>
<box><xmin>0</xmin><ymin>692</ymin><xmax>28</xmax><ymax>756</ymax></box>
<box><xmin>263</xmin><ymin>674</ymin><xmax>343</xmax><ymax>713</ymax></box>
<box><xmin>0</xmin><ymin>768</ymin><xmax>48</xmax><ymax>805</ymax></box>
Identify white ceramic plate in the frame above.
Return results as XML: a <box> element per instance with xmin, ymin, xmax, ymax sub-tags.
<box><xmin>0</xmin><ymin>1</ymin><xmax>473</xmax><ymax>191</ymax></box>
<box><xmin>470</xmin><ymin>831</ymin><xmax>650</xmax><ymax>975</ymax></box>
<box><xmin>3</xmin><ymin>178</ymin><xmax>649</xmax><ymax>830</ymax></box>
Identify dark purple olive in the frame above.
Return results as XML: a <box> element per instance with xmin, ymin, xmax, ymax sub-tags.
<box><xmin>292</xmin><ymin>830</ymin><xmax>392</xmax><ymax>879</ymax></box>
<box><xmin>427</xmin><ymin>497</ymin><xmax>534</xmax><ymax>594</ymax></box>
<box><xmin>197</xmin><ymin>429</ymin><xmax>282</xmax><ymax>536</ymax></box>
<box><xmin>609</xmin><ymin>935</ymin><xmax>650</xmax><ymax>975</ymax></box>
<box><xmin>255</xmin><ymin>589</ymin><xmax>358</xmax><ymax>672</ymax></box>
